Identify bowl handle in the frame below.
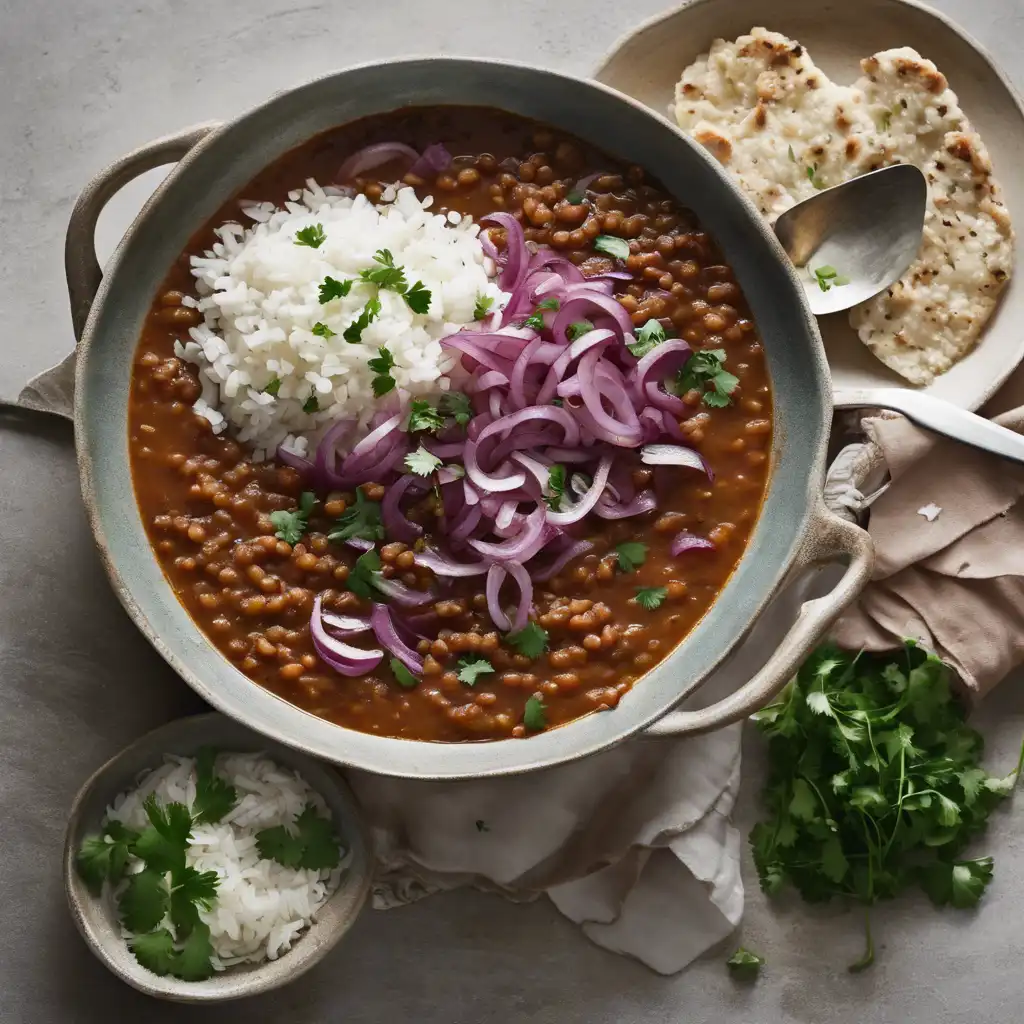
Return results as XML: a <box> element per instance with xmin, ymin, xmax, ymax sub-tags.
<box><xmin>65</xmin><ymin>122</ymin><xmax>220</xmax><ymax>341</ymax></box>
<box><xmin>642</xmin><ymin>508</ymin><xmax>873</xmax><ymax>738</ymax></box>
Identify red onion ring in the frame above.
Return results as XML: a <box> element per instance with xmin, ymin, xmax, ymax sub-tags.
<box><xmin>336</xmin><ymin>143</ymin><xmax>419</xmax><ymax>182</ymax></box>
<box><xmin>671</xmin><ymin>531</ymin><xmax>717</xmax><ymax>556</ymax></box>
<box><xmin>370</xmin><ymin>603</ymin><xmax>425</xmax><ymax>674</ymax></box>
<box><xmin>311</xmin><ymin>595</ymin><xmax>383</xmax><ymax>676</ymax></box>
<box><xmin>408</xmin><ymin>143</ymin><xmax>451</xmax><ymax>178</ymax></box>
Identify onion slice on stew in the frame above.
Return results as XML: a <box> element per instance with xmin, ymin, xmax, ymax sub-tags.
<box><xmin>370</xmin><ymin>603</ymin><xmax>425</xmax><ymax>675</ymax></box>
<box><xmin>311</xmin><ymin>596</ymin><xmax>384</xmax><ymax>676</ymax></box>
<box><xmin>320</xmin><ymin>611</ymin><xmax>372</xmax><ymax>636</ymax></box>
<box><xmin>671</xmin><ymin>531</ymin><xmax>716</xmax><ymax>556</ymax></box>
<box><xmin>408</xmin><ymin>143</ymin><xmax>451</xmax><ymax>178</ymax></box>
<box><xmin>336</xmin><ymin>143</ymin><xmax>420</xmax><ymax>182</ymax></box>
<box><xmin>640</xmin><ymin>444</ymin><xmax>712</xmax><ymax>478</ymax></box>
<box><xmin>414</xmin><ymin>548</ymin><xmax>490</xmax><ymax>577</ymax></box>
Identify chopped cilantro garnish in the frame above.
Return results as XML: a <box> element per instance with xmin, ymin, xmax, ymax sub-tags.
<box><xmin>263</xmin><ymin>377</ymin><xmax>282</xmax><ymax>397</ymax></box>
<box><xmin>676</xmin><ymin>349</ymin><xmax>739</xmax><ymax>409</ymax></box>
<box><xmin>191</xmin><ymin>747</ymin><xmax>237</xmax><ymax>825</ymax></box>
<box><xmin>615</xmin><ymin>541</ymin><xmax>647</xmax><ymax>573</ymax></box>
<box><xmin>256</xmin><ymin>804</ymin><xmax>342</xmax><ymax>871</ymax></box>
<box><xmin>567</xmin><ymin>320</ymin><xmax>594</xmax><ymax>342</ymax></box>
<box><xmin>505</xmin><ymin>621</ymin><xmax>549</xmax><ymax>659</ymax></box>
<box><xmin>727</xmin><ymin>948</ymin><xmax>764</xmax><ymax>980</ymax></box>
<box><xmin>635</xmin><ymin>586</ymin><xmax>668</xmax><ymax>610</ymax></box>
<box><xmin>119</xmin><ymin>868</ymin><xmax>169</xmax><ymax>934</ymax></box>
<box><xmin>457</xmin><ymin>655</ymin><xmax>495</xmax><ymax>686</ymax></box>
<box><xmin>345</xmin><ymin>548</ymin><xmax>385</xmax><ymax>600</ymax></box>
<box><xmin>627</xmin><ymin>318</ymin><xmax>666</xmax><ymax>358</ymax></box>
<box><xmin>390</xmin><ymin>658</ymin><xmax>419</xmax><ymax>688</ymax></box>
<box><xmin>408</xmin><ymin>399</ymin><xmax>445</xmax><ymax>433</ymax></box>
<box><xmin>367</xmin><ymin>345</ymin><xmax>395</xmax><ymax>396</ymax></box>
<box><xmin>318</xmin><ymin>276</ymin><xmax>352</xmax><ymax>303</ymax></box>
<box><xmin>566</xmin><ymin>190</ymin><xmax>586</xmax><ymax>205</ymax></box>
<box><xmin>405</xmin><ymin>445</ymin><xmax>442</xmax><ymax>477</ymax></box>
<box><xmin>311</xmin><ymin>321</ymin><xmax>336</xmax><ymax>339</ymax></box>
<box><xmin>404</xmin><ymin>280</ymin><xmax>431</xmax><ymax>314</ymax></box>
<box><xmin>474</xmin><ymin>294</ymin><xmax>495</xmax><ymax>320</ymax></box>
<box><xmin>537</xmin><ymin>297</ymin><xmax>560</xmax><ymax>311</ymax></box>
<box><xmin>544</xmin><ymin>464</ymin><xmax>566</xmax><ymax>512</ymax></box>
<box><xmin>327</xmin><ymin>489</ymin><xmax>384</xmax><ymax>544</ymax></box>
<box><xmin>303</xmin><ymin>393</ymin><xmax>320</xmax><ymax>414</ymax></box>
<box><xmin>594</xmin><ymin>235</ymin><xmax>630</xmax><ymax>260</ymax></box>
<box><xmin>806</xmin><ymin>163</ymin><xmax>825</xmax><ymax>190</ymax></box>
<box><xmin>343</xmin><ymin>296</ymin><xmax>381</xmax><ymax>344</ymax></box>
<box><xmin>294</xmin><ymin>223</ymin><xmax>326</xmax><ymax>248</ymax></box>
<box><xmin>812</xmin><ymin>264</ymin><xmax>850</xmax><ymax>292</ymax></box>
<box><xmin>269</xmin><ymin>491</ymin><xmax>316</xmax><ymax>545</ymax></box>
<box><xmin>76</xmin><ymin>821</ymin><xmax>139</xmax><ymax>895</ymax></box>
<box><xmin>523</xmin><ymin>695</ymin><xmax>547</xmax><ymax>731</ymax></box>
<box><xmin>359</xmin><ymin>248</ymin><xmax>408</xmax><ymax>292</ymax></box>
<box><xmin>787</xmin><ymin>145</ymin><xmax>796</xmax><ymax>163</ymax></box>
<box><xmin>523</xmin><ymin>311</ymin><xmax>546</xmax><ymax>331</ymax></box>
<box><xmin>129</xmin><ymin>929</ymin><xmax>178</xmax><ymax>977</ymax></box>
<box><xmin>440</xmin><ymin>391</ymin><xmax>472</xmax><ymax>428</ymax></box>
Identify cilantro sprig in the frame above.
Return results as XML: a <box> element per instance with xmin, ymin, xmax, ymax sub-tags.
<box><xmin>408</xmin><ymin>399</ymin><xmax>446</xmax><ymax>434</ymax></box>
<box><xmin>635</xmin><ymin>586</ymin><xmax>667</xmax><ymax>610</ymax></box>
<box><xmin>358</xmin><ymin>249</ymin><xmax>431</xmax><ymax>313</ymax></box>
<box><xmin>343</xmin><ymin>297</ymin><xmax>381</xmax><ymax>345</ymax></box>
<box><xmin>615</xmin><ymin>541</ymin><xmax>647</xmax><ymax>573</ymax></box>
<box><xmin>751</xmin><ymin>642</ymin><xmax>1021</xmax><ymax>972</ymax></box>
<box><xmin>344</xmin><ymin>548</ymin><xmax>387</xmax><ymax>601</ymax></box>
<box><xmin>318</xmin><ymin>276</ymin><xmax>352</xmax><ymax>303</ymax></box>
<box><xmin>544</xmin><ymin>465</ymin><xmax>566</xmax><ymax>512</ymax></box>
<box><xmin>473</xmin><ymin>294</ymin><xmax>495</xmax><ymax>321</ymax></box>
<box><xmin>368</xmin><ymin>345</ymin><xmax>396</xmax><ymax>396</ymax></box>
<box><xmin>505</xmin><ymin>622</ymin><xmax>549</xmax><ymax>659</ymax></box>
<box><xmin>627</xmin><ymin>318</ymin><xmax>667</xmax><ymax>358</ymax></box>
<box><xmin>727</xmin><ymin>948</ymin><xmax>764</xmax><ymax>980</ymax></box>
<box><xmin>294</xmin><ymin>223</ymin><xmax>326</xmax><ymax>248</ymax></box>
<box><xmin>405</xmin><ymin>445</ymin><xmax>442</xmax><ymax>477</ymax></box>
<box><xmin>457</xmin><ymin>655</ymin><xmax>495</xmax><ymax>686</ymax></box>
<box><xmin>812</xmin><ymin>264</ymin><xmax>850</xmax><ymax>293</ymax></box>
<box><xmin>269</xmin><ymin>491</ymin><xmax>317</xmax><ymax>545</ymax></box>
<box><xmin>523</xmin><ymin>695</ymin><xmax>547</xmax><ymax>731</ymax></box>
<box><xmin>255</xmin><ymin>804</ymin><xmax>342</xmax><ymax>872</ymax></box>
<box><xmin>594</xmin><ymin>235</ymin><xmax>630</xmax><ymax>260</ymax></box>
<box><xmin>439</xmin><ymin>391</ymin><xmax>472</xmax><ymax>428</ymax></box>
<box><xmin>676</xmin><ymin>349</ymin><xmax>739</xmax><ymax>409</ymax></box>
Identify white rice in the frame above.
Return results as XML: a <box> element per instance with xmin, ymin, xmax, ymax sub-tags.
<box><xmin>106</xmin><ymin>751</ymin><xmax>347</xmax><ymax>968</ymax></box>
<box><xmin>176</xmin><ymin>179</ymin><xmax>506</xmax><ymax>461</ymax></box>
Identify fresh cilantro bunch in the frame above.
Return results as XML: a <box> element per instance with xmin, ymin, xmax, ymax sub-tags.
<box><xmin>676</xmin><ymin>349</ymin><xmax>739</xmax><ymax>408</ymax></box>
<box><xmin>751</xmin><ymin>642</ymin><xmax>1020</xmax><ymax>971</ymax></box>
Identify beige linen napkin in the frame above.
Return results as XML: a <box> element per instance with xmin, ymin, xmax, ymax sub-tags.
<box><xmin>832</xmin><ymin>407</ymin><xmax>1024</xmax><ymax>696</ymax></box>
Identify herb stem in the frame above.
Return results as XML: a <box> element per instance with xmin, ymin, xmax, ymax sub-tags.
<box><xmin>848</xmin><ymin>905</ymin><xmax>875</xmax><ymax>973</ymax></box>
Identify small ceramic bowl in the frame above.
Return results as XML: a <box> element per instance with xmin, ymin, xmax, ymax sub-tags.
<box><xmin>63</xmin><ymin>712</ymin><xmax>373</xmax><ymax>1003</ymax></box>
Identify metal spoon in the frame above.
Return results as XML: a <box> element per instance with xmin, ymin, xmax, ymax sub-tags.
<box><xmin>774</xmin><ymin>163</ymin><xmax>928</xmax><ymax>317</ymax></box>
<box><xmin>772</xmin><ymin>164</ymin><xmax>1024</xmax><ymax>466</ymax></box>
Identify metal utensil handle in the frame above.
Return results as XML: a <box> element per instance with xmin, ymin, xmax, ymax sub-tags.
<box><xmin>643</xmin><ymin>508</ymin><xmax>873</xmax><ymax>738</ymax></box>
<box><xmin>834</xmin><ymin>387</ymin><xmax>1024</xmax><ymax>465</ymax></box>
<box><xmin>65</xmin><ymin>122</ymin><xmax>220</xmax><ymax>341</ymax></box>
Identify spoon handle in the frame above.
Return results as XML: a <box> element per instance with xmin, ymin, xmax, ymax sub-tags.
<box><xmin>833</xmin><ymin>387</ymin><xmax>1024</xmax><ymax>466</ymax></box>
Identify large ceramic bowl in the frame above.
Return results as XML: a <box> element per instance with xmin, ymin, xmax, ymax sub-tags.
<box><xmin>69</xmin><ymin>58</ymin><xmax>872</xmax><ymax>779</ymax></box>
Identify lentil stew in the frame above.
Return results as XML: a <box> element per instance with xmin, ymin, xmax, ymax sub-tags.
<box><xmin>128</xmin><ymin>106</ymin><xmax>773</xmax><ymax>743</ymax></box>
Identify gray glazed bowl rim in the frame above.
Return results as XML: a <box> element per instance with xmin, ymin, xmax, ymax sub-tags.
<box><xmin>73</xmin><ymin>56</ymin><xmax>843</xmax><ymax>779</ymax></box>
<box><xmin>63</xmin><ymin>712</ymin><xmax>374</xmax><ymax>1003</ymax></box>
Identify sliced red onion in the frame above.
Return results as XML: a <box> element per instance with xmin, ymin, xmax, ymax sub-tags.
<box><xmin>374</xmin><ymin>576</ymin><xmax>435</xmax><ymax>607</ymax></box>
<box><xmin>450</xmin><ymin>503</ymin><xmax>483</xmax><ymax>542</ymax></box>
<box><xmin>468</xmin><ymin>505</ymin><xmax>554</xmax><ymax>563</ymax></box>
<box><xmin>311</xmin><ymin>595</ymin><xmax>383</xmax><ymax>676</ymax></box>
<box><xmin>545</xmin><ymin>455</ymin><xmax>614</xmax><ymax>526</ymax></box>
<box><xmin>532</xmin><ymin>539</ymin><xmax>594</xmax><ymax>582</ymax></box>
<box><xmin>313</xmin><ymin>418</ymin><xmax>354</xmax><ymax>482</ymax></box>
<box><xmin>276</xmin><ymin>444</ymin><xmax>314</xmax><ymax>476</ymax></box>
<box><xmin>321</xmin><ymin>611</ymin><xmax>372</xmax><ymax>636</ymax></box>
<box><xmin>505</xmin><ymin>561</ymin><xmax>533</xmax><ymax>633</ymax></box>
<box><xmin>382</xmin><ymin>474</ymin><xmax>427</xmax><ymax>544</ymax></box>
<box><xmin>408</xmin><ymin>143</ymin><xmax>451</xmax><ymax>178</ymax></box>
<box><xmin>436</xmin><ymin>464</ymin><xmax>465</xmax><ymax>486</ymax></box>
<box><xmin>671</xmin><ymin>531</ymin><xmax>717</xmax><ymax>556</ymax></box>
<box><xmin>475</xmin><ymin>370</ymin><xmax>510</xmax><ymax>391</ymax></box>
<box><xmin>464</xmin><ymin>439</ymin><xmax>526</xmax><ymax>493</ymax></box>
<box><xmin>345</xmin><ymin>538</ymin><xmax>375</xmax><ymax>552</ymax></box>
<box><xmin>640</xmin><ymin>444</ymin><xmax>712</xmax><ymax>479</ymax></box>
<box><xmin>595</xmin><ymin>489</ymin><xmax>658</xmax><ymax>519</ymax></box>
<box><xmin>344</xmin><ymin>414</ymin><xmax>402</xmax><ymax>470</ymax></box>
<box><xmin>485</xmin><ymin>564</ymin><xmax>512</xmax><ymax>632</ymax></box>
<box><xmin>370</xmin><ymin>603</ymin><xmax>424</xmax><ymax>674</ymax></box>
<box><xmin>414</xmin><ymin>548</ymin><xmax>490</xmax><ymax>577</ymax></box>
<box><xmin>551</xmin><ymin>292</ymin><xmax>633</xmax><ymax>345</ymax></box>
<box><xmin>573</xmin><ymin>172</ymin><xmax>601</xmax><ymax>194</ymax></box>
<box><xmin>481</xmin><ymin>212</ymin><xmax>528</xmax><ymax>293</ymax></box>
<box><xmin>477</xmin><ymin>405</ymin><xmax>581</xmax><ymax>449</ymax></box>
<box><xmin>337</xmin><ymin>143</ymin><xmax>419</xmax><ymax>182</ymax></box>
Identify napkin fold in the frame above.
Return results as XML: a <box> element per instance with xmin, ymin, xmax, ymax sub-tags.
<box><xmin>832</xmin><ymin>407</ymin><xmax>1024</xmax><ymax>696</ymax></box>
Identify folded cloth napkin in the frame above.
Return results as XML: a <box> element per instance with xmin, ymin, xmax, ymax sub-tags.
<box><xmin>832</xmin><ymin>407</ymin><xmax>1024</xmax><ymax>696</ymax></box>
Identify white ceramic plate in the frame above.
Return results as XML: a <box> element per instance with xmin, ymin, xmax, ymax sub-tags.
<box><xmin>594</xmin><ymin>0</ymin><xmax>1024</xmax><ymax>411</ymax></box>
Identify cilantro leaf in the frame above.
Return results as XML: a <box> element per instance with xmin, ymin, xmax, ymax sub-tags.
<box><xmin>806</xmin><ymin>164</ymin><xmax>825</xmax><ymax>190</ymax></box>
<box><xmin>537</xmin><ymin>297</ymin><xmax>560</xmax><ymax>311</ymax></box>
<box><xmin>505</xmin><ymin>622</ymin><xmax>549</xmax><ymax>659</ymax></box>
<box><xmin>367</xmin><ymin>344</ymin><xmax>395</xmax><ymax>396</ymax></box>
<box><xmin>405</xmin><ymin>445</ymin><xmax>442</xmax><ymax>477</ymax></box>
<box><xmin>566</xmin><ymin>190</ymin><xmax>586</xmax><ymax>205</ymax></box>
<box><xmin>256</xmin><ymin>825</ymin><xmax>304</xmax><ymax>869</ymax></box>
<box><xmin>391</xmin><ymin>658</ymin><xmax>419</xmax><ymax>689</ymax></box>
<box><xmin>457</xmin><ymin>655</ymin><xmax>495</xmax><ymax>686</ymax></box>
<box><xmin>311</xmin><ymin>321</ymin><xmax>336</xmax><ymax>339</ymax></box>
<box><xmin>439</xmin><ymin>391</ymin><xmax>472</xmax><ymax>428</ymax></box>
<box><xmin>345</xmin><ymin>549</ymin><xmax>385</xmax><ymax>601</ymax></box>
<box><xmin>76</xmin><ymin>836</ymin><xmax>117</xmax><ymax>895</ymax></box>
<box><xmin>811</xmin><ymin>265</ymin><xmax>849</xmax><ymax>293</ymax></box>
<box><xmin>627</xmin><ymin>318</ymin><xmax>666</xmax><ymax>358</ymax></box>
<box><xmin>923</xmin><ymin>858</ymin><xmax>994</xmax><ymax>909</ymax></box>
<box><xmin>192</xmin><ymin>746</ymin><xmax>237</xmax><ymax>825</ymax></box>
<box><xmin>726</xmin><ymin>947</ymin><xmax>764</xmax><ymax>980</ymax></box>
<box><xmin>615</xmin><ymin>541</ymin><xmax>647</xmax><ymax>573</ymax></box>
<box><xmin>372</xmin><ymin>374</ymin><xmax>396</xmax><ymax>397</ymax></box>
<box><xmin>788</xmin><ymin>144</ymin><xmax>796</xmax><ymax>163</ymax></box>
<box><xmin>327</xmin><ymin>489</ymin><xmax>384</xmax><ymax>544</ymax></box>
<box><xmin>359</xmin><ymin>248</ymin><xmax>407</xmax><ymax>292</ymax></box>
<box><xmin>676</xmin><ymin>349</ymin><xmax>739</xmax><ymax>409</ymax></box>
<box><xmin>523</xmin><ymin>695</ymin><xmax>547</xmax><ymax>730</ymax></box>
<box><xmin>303</xmin><ymin>393</ymin><xmax>319</xmax><ymax>414</ymax></box>
<box><xmin>343</xmin><ymin>297</ymin><xmax>381</xmax><ymax>344</ymax></box>
<box><xmin>475</xmin><ymin>819</ymin><xmax>490</xmax><ymax>832</ymax></box>
<box><xmin>263</xmin><ymin>377</ymin><xmax>282</xmax><ymax>397</ymax></box>
<box><xmin>269</xmin><ymin>491</ymin><xmax>317</xmax><ymax>545</ymax></box>
<box><xmin>544</xmin><ymin>464</ymin><xmax>566</xmax><ymax>512</ymax></box>
<box><xmin>404</xmin><ymin>280</ymin><xmax>431</xmax><ymax>314</ymax></box>
<box><xmin>635</xmin><ymin>586</ymin><xmax>668</xmax><ymax>610</ymax></box>
<box><xmin>174</xmin><ymin>866</ymin><xmax>219</xmax><ymax>911</ymax></box>
<box><xmin>594</xmin><ymin>235</ymin><xmax>630</xmax><ymax>260</ymax></box>
<box><xmin>318</xmin><ymin>276</ymin><xmax>352</xmax><ymax>303</ymax></box>
<box><xmin>295</xmin><ymin>805</ymin><xmax>343</xmax><ymax>871</ymax></box>
<box><xmin>408</xmin><ymin>399</ymin><xmax>445</xmax><ymax>433</ymax></box>
<box><xmin>522</xmin><ymin>311</ymin><xmax>546</xmax><ymax>331</ymax></box>
<box><xmin>567</xmin><ymin>320</ymin><xmax>594</xmax><ymax>341</ymax></box>
<box><xmin>294</xmin><ymin>223</ymin><xmax>326</xmax><ymax>248</ymax></box>
<box><xmin>173</xmin><ymin>920</ymin><xmax>215</xmax><ymax>982</ymax></box>
<box><xmin>130</xmin><ymin>928</ymin><xmax>177</xmax><ymax>977</ymax></box>
<box><xmin>118</xmin><ymin>868</ymin><xmax>169</xmax><ymax>934</ymax></box>
<box><xmin>473</xmin><ymin>294</ymin><xmax>495</xmax><ymax>321</ymax></box>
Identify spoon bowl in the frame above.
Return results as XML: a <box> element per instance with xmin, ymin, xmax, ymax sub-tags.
<box><xmin>774</xmin><ymin>164</ymin><xmax>928</xmax><ymax>316</ymax></box>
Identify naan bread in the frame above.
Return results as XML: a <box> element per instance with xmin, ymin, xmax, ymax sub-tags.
<box><xmin>672</xmin><ymin>28</ymin><xmax>1014</xmax><ymax>386</ymax></box>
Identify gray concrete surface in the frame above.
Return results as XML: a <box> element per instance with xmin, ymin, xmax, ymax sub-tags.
<box><xmin>3</xmin><ymin>1</ymin><xmax>1024</xmax><ymax>1021</ymax></box>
